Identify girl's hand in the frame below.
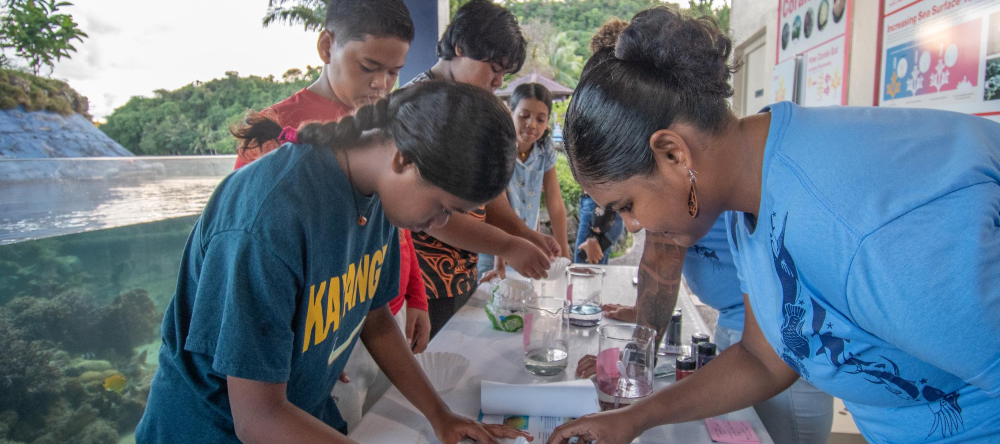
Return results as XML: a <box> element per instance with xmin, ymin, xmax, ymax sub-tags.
<box><xmin>562</xmin><ymin>243</ymin><xmax>573</xmax><ymax>260</ymax></box>
<box><xmin>529</xmin><ymin>231</ymin><xmax>561</xmax><ymax>258</ymax></box>
<box><xmin>501</xmin><ymin>237</ymin><xmax>551</xmax><ymax>279</ymax></box>
<box><xmin>601</xmin><ymin>304</ymin><xmax>637</xmax><ymax>322</ymax></box>
<box><xmin>405</xmin><ymin>307</ymin><xmax>431</xmax><ymax>354</ymax></box>
<box><xmin>479</xmin><ymin>258</ymin><xmax>506</xmax><ymax>283</ymax></box>
<box><xmin>575</xmin><ymin>354</ymin><xmax>597</xmax><ymax>379</ymax></box>
<box><xmin>432</xmin><ymin>412</ymin><xmax>533</xmax><ymax>444</ymax></box>
<box><xmin>577</xmin><ymin>238</ymin><xmax>604</xmax><ymax>264</ymax></box>
<box><xmin>547</xmin><ymin>409</ymin><xmax>638</xmax><ymax>444</ymax></box>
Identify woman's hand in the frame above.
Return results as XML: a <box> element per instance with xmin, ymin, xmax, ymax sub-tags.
<box><xmin>547</xmin><ymin>409</ymin><xmax>639</xmax><ymax>444</ymax></box>
<box><xmin>432</xmin><ymin>412</ymin><xmax>533</xmax><ymax>444</ymax></box>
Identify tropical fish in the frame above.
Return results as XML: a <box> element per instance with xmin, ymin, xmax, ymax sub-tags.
<box><xmin>103</xmin><ymin>374</ymin><xmax>127</xmax><ymax>393</ymax></box>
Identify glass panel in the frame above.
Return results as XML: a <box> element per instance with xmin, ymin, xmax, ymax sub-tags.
<box><xmin>0</xmin><ymin>156</ymin><xmax>232</xmax><ymax>443</ymax></box>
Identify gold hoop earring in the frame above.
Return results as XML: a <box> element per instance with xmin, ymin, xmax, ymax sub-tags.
<box><xmin>687</xmin><ymin>168</ymin><xmax>699</xmax><ymax>218</ymax></box>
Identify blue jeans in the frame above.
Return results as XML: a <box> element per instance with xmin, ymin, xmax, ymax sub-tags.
<box><xmin>715</xmin><ymin>325</ymin><xmax>834</xmax><ymax>444</ymax></box>
<box><xmin>573</xmin><ymin>195</ymin><xmax>624</xmax><ymax>264</ymax></box>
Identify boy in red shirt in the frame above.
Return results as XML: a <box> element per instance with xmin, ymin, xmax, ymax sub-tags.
<box><xmin>232</xmin><ymin>0</ymin><xmax>429</xmax><ymax>430</ymax></box>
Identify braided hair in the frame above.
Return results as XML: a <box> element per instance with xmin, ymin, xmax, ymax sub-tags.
<box><xmin>232</xmin><ymin>81</ymin><xmax>517</xmax><ymax>203</ymax></box>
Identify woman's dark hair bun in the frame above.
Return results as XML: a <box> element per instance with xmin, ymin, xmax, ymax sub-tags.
<box><xmin>615</xmin><ymin>6</ymin><xmax>737</xmax><ymax>98</ymax></box>
<box><xmin>589</xmin><ymin>17</ymin><xmax>628</xmax><ymax>54</ymax></box>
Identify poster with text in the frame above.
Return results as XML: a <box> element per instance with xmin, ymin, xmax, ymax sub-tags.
<box><xmin>878</xmin><ymin>0</ymin><xmax>1000</xmax><ymax>121</ymax></box>
<box><xmin>772</xmin><ymin>58</ymin><xmax>797</xmax><ymax>103</ymax></box>
<box><xmin>803</xmin><ymin>36</ymin><xmax>848</xmax><ymax>106</ymax></box>
<box><xmin>777</xmin><ymin>0</ymin><xmax>852</xmax><ymax>106</ymax></box>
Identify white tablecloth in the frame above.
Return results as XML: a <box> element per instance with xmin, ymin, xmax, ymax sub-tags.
<box><xmin>348</xmin><ymin>265</ymin><xmax>774</xmax><ymax>443</ymax></box>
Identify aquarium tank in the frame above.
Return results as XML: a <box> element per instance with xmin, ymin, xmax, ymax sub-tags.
<box><xmin>0</xmin><ymin>156</ymin><xmax>233</xmax><ymax>444</ymax></box>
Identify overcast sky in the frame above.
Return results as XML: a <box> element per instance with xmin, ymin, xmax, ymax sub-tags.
<box><xmin>44</xmin><ymin>0</ymin><xmax>321</xmax><ymax>119</ymax></box>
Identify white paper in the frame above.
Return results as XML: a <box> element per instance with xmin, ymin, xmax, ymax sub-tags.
<box><xmin>481</xmin><ymin>379</ymin><xmax>599</xmax><ymax>418</ymax></box>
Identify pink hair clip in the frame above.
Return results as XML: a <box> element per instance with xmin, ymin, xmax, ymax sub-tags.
<box><xmin>277</xmin><ymin>126</ymin><xmax>299</xmax><ymax>144</ymax></box>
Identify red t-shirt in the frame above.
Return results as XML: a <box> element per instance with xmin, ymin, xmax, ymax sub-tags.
<box><xmin>234</xmin><ymin>88</ymin><xmax>427</xmax><ymax>316</ymax></box>
<box><xmin>389</xmin><ymin>229</ymin><xmax>429</xmax><ymax>314</ymax></box>
<box><xmin>233</xmin><ymin>88</ymin><xmax>352</xmax><ymax>169</ymax></box>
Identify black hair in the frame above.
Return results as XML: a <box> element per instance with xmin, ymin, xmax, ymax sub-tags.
<box><xmin>565</xmin><ymin>6</ymin><xmax>738</xmax><ymax>186</ymax></box>
<box><xmin>589</xmin><ymin>17</ymin><xmax>628</xmax><ymax>54</ymax></box>
<box><xmin>580</xmin><ymin>18</ymin><xmax>627</xmax><ymax>79</ymax></box>
<box><xmin>437</xmin><ymin>0</ymin><xmax>526</xmax><ymax>74</ymax></box>
<box><xmin>509</xmin><ymin>82</ymin><xmax>553</xmax><ymax>146</ymax></box>
<box><xmin>326</xmin><ymin>0</ymin><xmax>414</xmax><ymax>45</ymax></box>
<box><xmin>232</xmin><ymin>81</ymin><xmax>516</xmax><ymax>203</ymax></box>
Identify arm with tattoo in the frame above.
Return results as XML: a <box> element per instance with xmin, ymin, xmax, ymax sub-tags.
<box><xmin>635</xmin><ymin>232</ymin><xmax>687</xmax><ymax>347</ymax></box>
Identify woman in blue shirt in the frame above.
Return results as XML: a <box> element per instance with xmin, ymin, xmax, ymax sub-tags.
<box><xmin>548</xmin><ymin>6</ymin><xmax>1000</xmax><ymax>444</ymax></box>
<box><xmin>578</xmin><ymin>215</ymin><xmax>834</xmax><ymax>444</ymax></box>
<box><xmin>136</xmin><ymin>82</ymin><xmax>530</xmax><ymax>444</ymax></box>
<box><xmin>479</xmin><ymin>82</ymin><xmax>572</xmax><ymax>280</ymax></box>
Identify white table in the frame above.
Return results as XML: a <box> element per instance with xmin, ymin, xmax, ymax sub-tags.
<box><xmin>349</xmin><ymin>265</ymin><xmax>773</xmax><ymax>443</ymax></box>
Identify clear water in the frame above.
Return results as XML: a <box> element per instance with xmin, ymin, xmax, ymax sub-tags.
<box><xmin>524</xmin><ymin>347</ymin><xmax>569</xmax><ymax>376</ymax></box>
<box><xmin>0</xmin><ymin>215</ymin><xmax>200</xmax><ymax>444</ymax></box>
<box><xmin>568</xmin><ymin>303</ymin><xmax>602</xmax><ymax>327</ymax></box>
<box><xmin>597</xmin><ymin>377</ymin><xmax>653</xmax><ymax>411</ymax></box>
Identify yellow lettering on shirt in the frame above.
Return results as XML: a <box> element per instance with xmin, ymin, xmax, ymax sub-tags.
<box><xmin>368</xmin><ymin>246</ymin><xmax>385</xmax><ymax>298</ymax></box>
<box><xmin>342</xmin><ymin>262</ymin><xmax>357</xmax><ymax>312</ymax></box>
<box><xmin>302</xmin><ymin>280</ymin><xmax>328</xmax><ymax>353</ymax></box>
<box><xmin>356</xmin><ymin>254</ymin><xmax>370</xmax><ymax>303</ymax></box>
<box><xmin>300</xmin><ymin>243</ymin><xmax>393</xmax><ymax>355</ymax></box>
<box><xmin>325</xmin><ymin>277</ymin><xmax>341</xmax><ymax>338</ymax></box>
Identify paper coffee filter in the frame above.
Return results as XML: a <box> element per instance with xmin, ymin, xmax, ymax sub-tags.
<box><xmin>546</xmin><ymin>257</ymin><xmax>571</xmax><ymax>278</ymax></box>
<box><xmin>415</xmin><ymin>352</ymin><xmax>470</xmax><ymax>394</ymax></box>
<box><xmin>496</xmin><ymin>278</ymin><xmax>535</xmax><ymax>310</ymax></box>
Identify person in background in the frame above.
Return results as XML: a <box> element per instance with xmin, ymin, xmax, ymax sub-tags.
<box><xmin>574</xmin><ymin>195</ymin><xmax>625</xmax><ymax>264</ymax></box>
<box><xmin>233</xmin><ymin>0</ymin><xmax>410</xmax><ymax>169</ymax></box>
<box><xmin>404</xmin><ymin>0</ymin><xmax>560</xmax><ymax>337</ymax></box>
<box><xmin>573</xmin><ymin>19</ymin><xmax>629</xmax><ymax>265</ymax></box>
<box><xmin>549</xmin><ymin>6</ymin><xmax>1000</xmax><ymax>444</ymax></box>
<box><xmin>137</xmin><ymin>82</ymin><xmax>533</xmax><ymax>444</ymax></box>
<box><xmin>228</xmin><ymin>0</ymin><xmax>430</xmax><ymax>431</ymax></box>
<box><xmin>479</xmin><ymin>82</ymin><xmax>572</xmax><ymax>280</ymax></box>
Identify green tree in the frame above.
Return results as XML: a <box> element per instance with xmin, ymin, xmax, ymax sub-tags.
<box><xmin>686</xmin><ymin>0</ymin><xmax>729</xmax><ymax>34</ymax></box>
<box><xmin>0</xmin><ymin>0</ymin><xmax>87</xmax><ymax>75</ymax></box>
<box><xmin>262</xmin><ymin>0</ymin><xmax>327</xmax><ymax>31</ymax></box>
<box><xmin>101</xmin><ymin>68</ymin><xmax>320</xmax><ymax>156</ymax></box>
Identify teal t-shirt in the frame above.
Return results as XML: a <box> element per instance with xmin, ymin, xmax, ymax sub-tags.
<box><xmin>136</xmin><ymin>143</ymin><xmax>400</xmax><ymax>443</ymax></box>
<box><xmin>727</xmin><ymin>102</ymin><xmax>1000</xmax><ymax>443</ymax></box>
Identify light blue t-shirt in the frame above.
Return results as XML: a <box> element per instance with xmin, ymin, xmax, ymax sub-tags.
<box><xmin>507</xmin><ymin>138</ymin><xmax>558</xmax><ymax>230</ymax></box>
<box><xmin>137</xmin><ymin>143</ymin><xmax>400</xmax><ymax>443</ymax></box>
<box><xmin>727</xmin><ymin>102</ymin><xmax>1000</xmax><ymax>443</ymax></box>
<box><xmin>683</xmin><ymin>215</ymin><xmax>744</xmax><ymax>331</ymax></box>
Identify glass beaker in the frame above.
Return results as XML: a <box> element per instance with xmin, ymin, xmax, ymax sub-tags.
<box><xmin>595</xmin><ymin>324</ymin><xmax>656</xmax><ymax>411</ymax></box>
<box><xmin>522</xmin><ymin>296</ymin><xmax>570</xmax><ymax>376</ymax></box>
<box><xmin>566</xmin><ymin>266</ymin><xmax>604</xmax><ymax>327</ymax></box>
